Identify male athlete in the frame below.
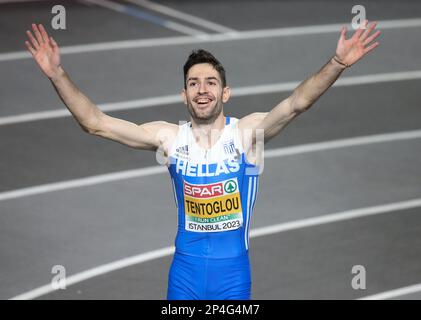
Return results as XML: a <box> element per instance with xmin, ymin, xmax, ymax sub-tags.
<box><xmin>25</xmin><ymin>20</ymin><xmax>380</xmax><ymax>299</ymax></box>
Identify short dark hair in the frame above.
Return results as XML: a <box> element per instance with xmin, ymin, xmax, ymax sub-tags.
<box><xmin>183</xmin><ymin>49</ymin><xmax>227</xmax><ymax>89</ymax></box>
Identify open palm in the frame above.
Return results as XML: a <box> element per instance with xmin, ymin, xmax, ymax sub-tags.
<box><xmin>335</xmin><ymin>20</ymin><xmax>381</xmax><ymax>67</ymax></box>
<box><xmin>25</xmin><ymin>24</ymin><xmax>61</xmax><ymax>78</ymax></box>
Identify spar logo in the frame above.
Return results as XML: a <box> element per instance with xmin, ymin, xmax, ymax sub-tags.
<box><xmin>184</xmin><ymin>179</ymin><xmax>238</xmax><ymax>198</ymax></box>
<box><xmin>184</xmin><ymin>181</ymin><xmax>223</xmax><ymax>199</ymax></box>
<box><xmin>224</xmin><ymin>180</ymin><xmax>237</xmax><ymax>193</ymax></box>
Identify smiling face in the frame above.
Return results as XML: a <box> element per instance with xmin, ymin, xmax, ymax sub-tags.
<box><xmin>182</xmin><ymin>63</ymin><xmax>230</xmax><ymax>124</ymax></box>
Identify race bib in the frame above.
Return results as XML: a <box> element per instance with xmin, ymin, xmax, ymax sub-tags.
<box><xmin>184</xmin><ymin>178</ymin><xmax>243</xmax><ymax>232</ymax></box>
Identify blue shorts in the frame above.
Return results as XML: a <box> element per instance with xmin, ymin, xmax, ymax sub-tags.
<box><xmin>167</xmin><ymin>252</ymin><xmax>251</xmax><ymax>300</ymax></box>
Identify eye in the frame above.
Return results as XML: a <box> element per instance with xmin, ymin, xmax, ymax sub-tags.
<box><xmin>208</xmin><ymin>81</ymin><xmax>216</xmax><ymax>86</ymax></box>
<box><xmin>189</xmin><ymin>82</ymin><xmax>197</xmax><ymax>87</ymax></box>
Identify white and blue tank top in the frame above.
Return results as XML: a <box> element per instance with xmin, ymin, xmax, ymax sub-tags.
<box><xmin>167</xmin><ymin>116</ymin><xmax>260</xmax><ymax>259</ymax></box>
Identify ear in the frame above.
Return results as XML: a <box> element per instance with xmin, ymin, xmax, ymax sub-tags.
<box><xmin>181</xmin><ymin>89</ymin><xmax>187</xmax><ymax>105</ymax></box>
<box><xmin>222</xmin><ymin>86</ymin><xmax>231</xmax><ymax>103</ymax></box>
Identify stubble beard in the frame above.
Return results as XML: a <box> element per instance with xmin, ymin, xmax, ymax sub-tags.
<box><xmin>187</xmin><ymin>95</ymin><xmax>224</xmax><ymax>125</ymax></box>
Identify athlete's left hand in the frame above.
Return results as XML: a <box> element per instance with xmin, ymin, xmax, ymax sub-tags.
<box><xmin>334</xmin><ymin>20</ymin><xmax>381</xmax><ymax>67</ymax></box>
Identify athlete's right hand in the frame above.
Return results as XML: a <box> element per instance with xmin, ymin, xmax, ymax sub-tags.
<box><xmin>25</xmin><ymin>23</ymin><xmax>61</xmax><ymax>79</ymax></box>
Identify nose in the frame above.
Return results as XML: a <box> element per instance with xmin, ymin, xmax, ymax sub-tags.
<box><xmin>198</xmin><ymin>81</ymin><xmax>208</xmax><ymax>94</ymax></box>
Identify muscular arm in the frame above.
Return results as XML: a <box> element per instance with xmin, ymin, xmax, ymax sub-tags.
<box><xmin>240</xmin><ymin>57</ymin><xmax>346</xmax><ymax>142</ymax></box>
<box><xmin>25</xmin><ymin>23</ymin><xmax>177</xmax><ymax>151</ymax></box>
<box><xmin>49</xmin><ymin>66</ymin><xmax>102</xmax><ymax>134</ymax></box>
<box><xmin>50</xmin><ymin>68</ymin><xmax>176</xmax><ymax>150</ymax></box>
<box><xmin>239</xmin><ymin>20</ymin><xmax>381</xmax><ymax>145</ymax></box>
<box><xmin>288</xmin><ymin>56</ymin><xmax>346</xmax><ymax>113</ymax></box>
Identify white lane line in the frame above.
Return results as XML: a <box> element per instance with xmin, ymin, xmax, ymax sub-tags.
<box><xmin>0</xmin><ymin>95</ymin><xmax>181</xmax><ymax>126</ymax></box>
<box><xmin>226</xmin><ymin>17</ymin><xmax>421</xmax><ymax>38</ymax></box>
<box><xmin>0</xmin><ymin>0</ymin><xmax>48</xmax><ymax>3</ymax></box>
<box><xmin>1</xmin><ymin>129</ymin><xmax>421</xmax><ymax>202</ymax></box>
<box><xmin>2</xmin><ymin>69</ymin><xmax>421</xmax><ymax>126</ymax></box>
<box><xmin>82</xmin><ymin>0</ymin><xmax>208</xmax><ymax>37</ymax></box>
<box><xmin>0</xmin><ymin>35</ymin><xmax>192</xmax><ymax>62</ymax></box>
<box><xmin>126</xmin><ymin>0</ymin><xmax>238</xmax><ymax>34</ymax></box>
<box><xmin>0</xmin><ymin>166</ymin><xmax>167</xmax><ymax>202</ymax></box>
<box><xmin>250</xmin><ymin>198</ymin><xmax>421</xmax><ymax>238</ymax></box>
<box><xmin>264</xmin><ymin>130</ymin><xmax>421</xmax><ymax>158</ymax></box>
<box><xmin>10</xmin><ymin>246</ymin><xmax>176</xmax><ymax>300</ymax></box>
<box><xmin>234</xmin><ymin>70</ymin><xmax>421</xmax><ymax>96</ymax></box>
<box><xmin>359</xmin><ymin>283</ymin><xmax>421</xmax><ymax>300</ymax></box>
<box><xmin>3</xmin><ymin>17</ymin><xmax>421</xmax><ymax>62</ymax></box>
<box><xmin>10</xmin><ymin>197</ymin><xmax>421</xmax><ymax>300</ymax></box>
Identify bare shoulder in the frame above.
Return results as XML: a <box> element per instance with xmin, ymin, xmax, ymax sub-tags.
<box><xmin>142</xmin><ymin>120</ymin><xmax>178</xmax><ymax>132</ymax></box>
<box><xmin>140</xmin><ymin>120</ymin><xmax>179</xmax><ymax>145</ymax></box>
<box><xmin>236</xmin><ymin>112</ymin><xmax>267</xmax><ymax>152</ymax></box>
<box><xmin>238</xmin><ymin>112</ymin><xmax>268</xmax><ymax>130</ymax></box>
<box><xmin>143</xmin><ymin>121</ymin><xmax>180</xmax><ymax>156</ymax></box>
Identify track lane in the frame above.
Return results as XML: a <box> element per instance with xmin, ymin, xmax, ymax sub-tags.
<box><xmin>1</xmin><ymin>138</ymin><xmax>421</xmax><ymax>299</ymax></box>
<box><xmin>1</xmin><ymin>25</ymin><xmax>420</xmax><ymax>117</ymax></box>
<box><xmin>1</xmin><ymin>79</ymin><xmax>420</xmax><ymax>192</ymax></box>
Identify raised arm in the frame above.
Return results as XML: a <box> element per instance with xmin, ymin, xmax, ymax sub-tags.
<box><xmin>25</xmin><ymin>23</ymin><xmax>177</xmax><ymax>151</ymax></box>
<box><xmin>239</xmin><ymin>20</ymin><xmax>381</xmax><ymax>144</ymax></box>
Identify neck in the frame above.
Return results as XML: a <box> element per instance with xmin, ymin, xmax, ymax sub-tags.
<box><xmin>190</xmin><ymin>113</ymin><xmax>225</xmax><ymax>149</ymax></box>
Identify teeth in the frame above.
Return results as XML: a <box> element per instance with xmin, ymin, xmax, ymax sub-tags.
<box><xmin>196</xmin><ymin>97</ymin><xmax>211</xmax><ymax>102</ymax></box>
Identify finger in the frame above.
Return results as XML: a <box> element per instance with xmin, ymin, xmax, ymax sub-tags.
<box><xmin>364</xmin><ymin>41</ymin><xmax>380</xmax><ymax>54</ymax></box>
<box><xmin>353</xmin><ymin>19</ymin><xmax>368</xmax><ymax>39</ymax></box>
<box><xmin>363</xmin><ymin>30</ymin><xmax>381</xmax><ymax>46</ymax></box>
<box><xmin>26</xmin><ymin>30</ymin><xmax>39</xmax><ymax>49</ymax></box>
<box><xmin>25</xmin><ymin>41</ymin><xmax>36</xmax><ymax>55</ymax></box>
<box><xmin>50</xmin><ymin>36</ymin><xmax>57</xmax><ymax>47</ymax></box>
<box><xmin>50</xmin><ymin>36</ymin><xmax>59</xmax><ymax>52</ymax></box>
<box><xmin>360</xmin><ymin>21</ymin><xmax>377</xmax><ymax>42</ymax></box>
<box><xmin>32</xmin><ymin>23</ymin><xmax>44</xmax><ymax>45</ymax></box>
<box><xmin>38</xmin><ymin>24</ymin><xmax>50</xmax><ymax>43</ymax></box>
<box><xmin>50</xmin><ymin>36</ymin><xmax>60</xmax><ymax>54</ymax></box>
<box><xmin>339</xmin><ymin>25</ymin><xmax>347</xmax><ymax>42</ymax></box>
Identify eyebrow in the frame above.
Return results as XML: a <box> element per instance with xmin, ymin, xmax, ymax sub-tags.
<box><xmin>187</xmin><ymin>77</ymin><xmax>220</xmax><ymax>82</ymax></box>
